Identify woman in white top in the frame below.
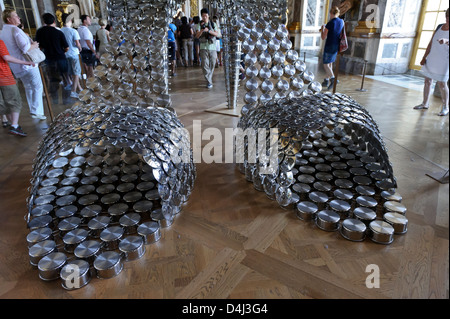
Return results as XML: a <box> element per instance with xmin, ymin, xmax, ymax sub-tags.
<box><xmin>414</xmin><ymin>8</ymin><xmax>449</xmax><ymax>116</ymax></box>
<box><xmin>0</xmin><ymin>9</ymin><xmax>46</xmax><ymax>120</ymax></box>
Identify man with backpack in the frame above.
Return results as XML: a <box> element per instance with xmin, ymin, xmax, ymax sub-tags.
<box><xmin>195</xmin><ymin>8</ymin><xmax>221</xmax><ymax>89</ymax></box>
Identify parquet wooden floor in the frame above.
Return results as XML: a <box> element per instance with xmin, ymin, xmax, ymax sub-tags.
<box><xmin>0</xmin><ymin>63</ymin><xmax>448</xmax><ymax>299</ymax></box>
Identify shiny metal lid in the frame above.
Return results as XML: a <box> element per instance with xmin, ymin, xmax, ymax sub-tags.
<box><xmin>333</xmin><ymin>189</ymin><xmax>353</xmax><ymax>200</ymax></box>
<box><xmin>316</xmin><ymin>210</ymin><xmax>340</xmax><ymax>223</ymax></box>
<box><xmin>28</xmin><ymin>215</ymin><xmax>53</xmax><ymax>230</ymax></box>
<box><xmin>87</xmin><ymin>216</ymin><xmax>110</xmax><ymax>230</ymax></box>
<box><xmin>137</xmin><ymin>221</ymin><xmax>160</xmax><ymax>236</ymax></box>
<box><xmin>119</xmin><ymin>213</ymin><xmax>141</xmax><ymax>227</ymax></box>
<box><xmin>107</xmin><ymin>203</ymin><xmax>129</xmax><ymax>217</ymax></box>
<box><xmin>341</xmin><ymin>218</ymin><xmax>366</xmax><ymax>233</ymax></box>
<box><xmin>384</xmin><ymin>212</ymin><xmax>408</xmax><ymax>226</ymax></box>
<box><xmin>94</xmin><ymin>251</ymin><xmax>122</xmax><ymax>270</ymax></box>
<box><xmin>29</xmin><ymin>239</ymin><xmax>56</xmax><ymax>257</ymax></box>
<box><xmin>58</xmin><ymin>217</ymin><xmax>81</xmax><ymax>232</ymax></box>
<box><xmin>27</xmin><ymin>227</ymin><xmax>53</xmax><ymax>245</ymax></box>
<box><xmin>329</xmin><ymin>199</ymin><xmax>351</xmax><ymax>212</ymax></box>
<box><xmin>384</xmin><ymin>201</ymin><xmax>407</xmax><ymax>214</ymax></box>
<box><xmin>31</xmin><ymin>204</ymin><xmax>53</xmax><ymax>217</ymax></box>
<box><xmin>369</xmin><ymin>220</ymin><xmax>394</xmax><ymax>235</ymax></box>
<box><xmin>308</xmin><ymin>191</ymin><xmax>329</xmax><ymax>204</ymax></box>
<box><xmin>100</xmin><ymin>226</ymin><xmax>124</xmax><ymax>242</ymax></box>
<box><xmin>60</xmin><ymin>259</ymin><xmax>90</xmax><ymax>280</ymax></box>
<box><xmin>119</xmin><ymin>236</ymin><xmax>144</xmax><ymax>253</ymax></box>
<box><xmin>55</xmin><ymin>205</ymin><xmax>77</xmax><ymax>219</ymax></box>
<box><xmin>80</xmin><ymin>205</ymin><xmax>102</xmax><ymax>219</ymax></box>
<box><xmin>297</xmin><ymin>201</ymin><xmax>318</xmax><ymax>214</ymax></box>
<box><xmin>63</xmin><ymin>228</ymin><xmax>89</xmax><ymax>245</ymax></box>
<box><xmin>353</xmin><ymin>207</ymin><xmax>377</xmax><ymax>221</ymax></box>
<box><xmin>38</xmin><ymin>252</ymin><xmax>67</xmax><ymax>271</ymax></box>
<box><xmin>381</xmin><ymin>190</ymin><xmax>403</xmax><ymax>202</ymax></box>
<box><xmin>356</xmin><ymin>196</ymin><xmax>378</xmax><ymax>208</ymax></box>
<box><xmin>356</xmin><ymin>185</ymin><xmax>376</xmax><ymax>196</ymax></box>
<box><xmin>74</xmin><ymin>240</ymin><xmax>102</xmax><ymax>258</ymax></box>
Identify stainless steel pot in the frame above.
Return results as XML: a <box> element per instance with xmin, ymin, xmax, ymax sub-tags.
<box><xmin>94</xmin><ymin>251</ymin><xmax>124</xmax><ymax>279</ymax></box>
<box><xmin>29</xmin><ymin>239</ymin><xmax>57</xmax><ymax>267</ymax></box>
<box><xmin>383</xmin><ymin>201</ymin><xmax>407</xmax><ymax>215</ymax></box>
<box><xmin>137</xmin><ymin>221</ymin><xmax>161</xmax><ymax>244</ymax></box>
<box><xmin>315</xmin><ymin>210</ymin><xmax>340</xmax><ymax>232</ymax></box>
<box><xmin>150</xmin><ymin>209</ymin><xmax>173</xmax><ymax>228</ymax></box>
<box><xmin>119</xmin><ymin>213</ymin><xmax>141</xmax><ymax>234</ymax></box>
<box><xmin>296</xmin><ymin>201</ymin><xmax>318</xmax><ymax>221</ymax></box>
<box><xmin>119</xmin><ymin>236</ymin><xmax>145</xmax><ymax>261</ymax></box>
<box><xmin>353</xmin><ymin>207</ymin><xmax>377</xmax><ymax>225</ymax></box>
<box><xmin>63</xmin><ymin>228</ymin><xmax>89</xmax><ymax>253</ymax></box>
<box><xmin>88</xmin><ymin>216</ymin><xmax>110</xmax><ymax>238</ymax></box>
<box><xmin>100</xmin><ymin>226</ymin><xmax>124</xmax><ymax>251</ymax></box>
<box><xmin>74</xmin><ymin>240</ymin><xmax>103</xmax><ymax>264</ymax></box>
<box><xmin>26</xmin><ymin>227</ymin><xmax>53</xmax><ymax>248</ymax></box>
<box><xmin>37</xmin><ymin>251</ymin><xmax>67</xmax><ymax>281</ymax></box>
<box><xmin>383</xmin><ymin>212</ymin><xmax>408</xmax><ymax>234</ymax></box>
<box><xmin>368</xmin><ymin>220</ymin><xmax>394</xmax><ymax>244</ymax></box>
<box><xmin>60</xmin><ymin>259</ymin><xmax>91</xmax><ymax>290</ymax></box>
<box><xmin>340</xmin><ymin>218</ymin><xmax>366</xmax><ymax>242</ymax></box>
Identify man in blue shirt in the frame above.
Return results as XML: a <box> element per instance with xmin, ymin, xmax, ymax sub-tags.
<box><xmin>168</xmin><ymin>23</ymin><xmax>177</xmax><ymax>76</ymax></box>
<box><xmin>320</xmin><ymin>7</ymin><xmax>344</xmax><ymax>90</ymax></box>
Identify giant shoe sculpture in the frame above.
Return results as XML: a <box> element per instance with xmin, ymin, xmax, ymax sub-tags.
<box><xmin>25</xmin><ymin>0</ymin><xmax>196</xmax><ymax>289</ymax></box>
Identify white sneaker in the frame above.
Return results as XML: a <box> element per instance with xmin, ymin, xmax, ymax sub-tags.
<box><xmin>31</xmin><ymin>114</ymin><xmax>47</xmax><ymax>120</ymax></box>
<box><xmin>438</xmin><ymin>106</ymin><xmax>449</xmax><ymax>116</ymax></box>
<box><xmin>70</xmin><ymin>92</ymin><xmax>79</xmax><ymax>98</ymax></box>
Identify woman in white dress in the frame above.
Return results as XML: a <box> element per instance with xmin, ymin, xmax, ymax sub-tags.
<box><xmin>414</xmin><ymin>8</ymin><xmax>449</xmax><ymax>116</ymax></box>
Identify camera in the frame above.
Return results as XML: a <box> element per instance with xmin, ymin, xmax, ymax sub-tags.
<box><xmin>201</xmin><ymin>22</ymin><xmax>215</xmax><ymax>44</ymax></box>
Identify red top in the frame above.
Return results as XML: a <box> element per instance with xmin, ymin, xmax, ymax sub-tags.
<box><xmin>0</xmin><ymin>40</ymin><xmax>16</xmax><ymax>86</ymax></box>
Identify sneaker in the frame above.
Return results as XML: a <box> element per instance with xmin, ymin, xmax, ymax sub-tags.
<box><xmin>327</xmin><ymin>78</ymin><xmax>339</xmax><ymax>90</ymax></box>
<box><xmin>438</xmin><ymin>106</ymin><xmax>449</xmax><ymax>116</ymax></box>
<box><xmin>64</xmin><ymin>84</ymin><xmax>72</xmax><ymax>91</ymax></box>
<box><xmin>2</xmin><ymin>121</ymin><xmax>10</xmax><ymax>128</ymax></box>
<box><xmin>70</xmin><ymin>92</ymin><xmax>79</xmax><ymax>98</ymax></box>
<box><xmin>322</xmin><ymin>79</ymin><xmax>329</xmax><ymax>87</ymax></box>
<box><xmin>9</xmin><ymin>125</ymin><xmax>27</xmax><ymax>137</ymax></box>
<box><xmin>31</xmin><ymin>114</ymin><xmax>47</xmax><ymax>120</ymax></box>
<box><xmin>413</xmin><ymin>103</ymin><xmax>429</xmax><ymax>110</ymax></box>
<box><xmin>207</xmin><ymin>84</ymin><xmax>213</xmax><ymax>89</ymax></box>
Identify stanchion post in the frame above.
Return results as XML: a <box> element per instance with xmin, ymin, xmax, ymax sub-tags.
<box><xmin>332</xmin><ymin>53</ymin><xmax>341</xmax><ymax>94</ymax></box>
<box><xmin>304</xmin><ymin>51</ymin><xmax>306</xmax><ymax>63</ymax></box>
<box><xmin>38</xmin><ymin>65</ymin><xmax>54</xmax><ymax>123</ymax></box>
<box><xmin>357</xmin><ymin>60</ymin><xmax>368</xmax><ymax>92</ymax></box>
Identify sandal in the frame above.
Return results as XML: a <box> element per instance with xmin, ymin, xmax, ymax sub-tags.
<box><xmin>438</xmin><ymin>106</ymin><xmax>449</xmax><ymax>116</ymax></box>
<box><xmin>413</xmin><ymin>103</ymin><xmax>429</xmax><ymax>110</ymax></box>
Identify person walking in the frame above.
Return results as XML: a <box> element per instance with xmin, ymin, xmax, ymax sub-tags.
<box><xmin>414</xmin><ymin>8</ymin><xmax>449</xmax><ymax>116</ymax></box>
<box><xmin>0</xmin><ymin>9</ymin><xmax>46</xmax><ymax>120</ymax></box>
<box><xmin>192</xmin><ymin>16</ymin><xmax>201</xmax><ymax>66</ymax></box>
<box><xmin>195</xmin><ymin>8</ymin><xmax>221</xmax><ymax>89</ymax></box>
<box><xmin>178</xmin><ymin>16</ymin><xmax>194</xmax><ymax>67</ymax></box>
<box><xmin>35</xmin><ymin>13</ymin><xmax>70</xmax><ymax>95</ymax></box>
<box><xmin>95</xmin><ymin>19</ymin><xmax>110</xmax><ymax>55</ymax></box>
<box><xmin>78</xmin><ymin>14</ymin><xmax>98</xmax><ymax>78</ymax></box>
<box><xmin>1</xmin><ymin>39</ymin><xmax>35</xmax><ymax>136</ymax></box>
<box><xmin>61</xmin><ymin>13</ymin><xmax>83</xmax><ymax>99</ymax></box>
<box><xmin>320</xmin><ymin>6</ymin><xmax>344</xmax><ymax>90</ymax></box>
<box><xmin>168</xmin><ymin>22</ymin><xmax>177</xmax><ymax>76</ymax></box>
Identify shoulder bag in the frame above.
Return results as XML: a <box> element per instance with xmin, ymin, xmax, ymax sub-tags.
<box><xmin>13</xmin><ymin>27</ymin><xmax>45</xmax><ymax>63</ymax></box>
<box><xmin>339</xmin><ymin>21</ymin><xmax>348</xmax><ymax>53</ymax></box>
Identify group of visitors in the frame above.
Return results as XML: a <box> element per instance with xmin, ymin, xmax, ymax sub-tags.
<box><xmin>169</xmin><ymin>9</ymin><xmax>222</xmax><ymax>88</ymax></box>
<box><xmin>0</xmin><ymin>8</ymin><xmax>110</xmax><ymax>138</ymax></box>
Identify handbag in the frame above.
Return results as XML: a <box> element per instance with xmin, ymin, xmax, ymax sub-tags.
<box><xmin>23</xmin><ymin>47</ymin><xmax>46</xmax><ymax>64</ymax></box>
<box><xmin>339</xmin><ymin>22</ymin><xmax>348</xmax><ymax>53</ymax></box>
<box><xmin>12</xmin><ymin>27</ymin><xmax>45</xmax><ymax>63</ymax></box>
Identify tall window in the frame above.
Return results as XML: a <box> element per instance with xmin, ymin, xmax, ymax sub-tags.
<box><xmin>3</xmin><ymin>0</ymin><xmax>36</xmax><ymax>37</ymax></box>
<box><xmin>410</xmin><ymin>0</ymin><xmax>448</xmax><ymax>70</ymax></box>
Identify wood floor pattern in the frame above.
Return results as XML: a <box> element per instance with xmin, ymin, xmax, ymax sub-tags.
<box><xmin>0</xmin><ymin>65</ymin><xmax>448</xmax><ymax>299</ymax></box>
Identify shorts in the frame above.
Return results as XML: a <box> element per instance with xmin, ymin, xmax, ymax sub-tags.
<box><xmin>323</xmin><ymin>45</ymin><xmax>339</xmax><ymax>64</ymax></box>
<box><xmin>168</xmin><ymin>41</ymin><xmax>176</xmax><ymax>61</ymax></box>
<box><xmin>0</xmin><ymin>84</ymin><xmax>22</xmax><ymax>115</ymax></box>
<box><xmin>46</xmin><ymin>58</ymin><xmax>69</xmax><ymax>74</ymax></box>
<box><xmin>81</xmin><ymin>49</ymin><xmax>96</xmax><ymax>66</ymax></box>
<box><xmin>67</xmin><ymin>56</ymin><xmax>82</xmax><ymax>77</ymax></box>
